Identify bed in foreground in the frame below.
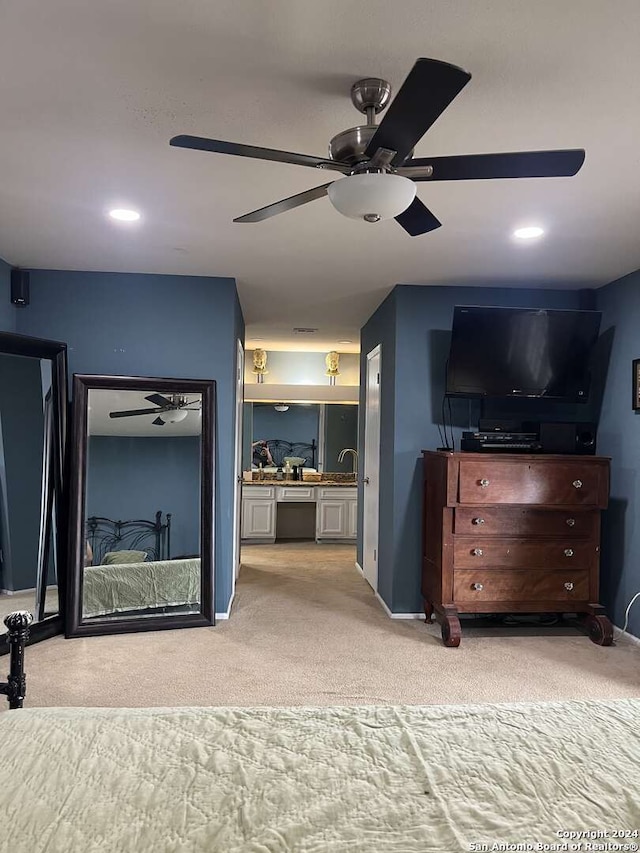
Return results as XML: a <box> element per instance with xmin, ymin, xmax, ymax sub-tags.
<box><xmin>1</xmin><ymin>698</ymin><xmax>639</xmax><ymax>852</ymax></box>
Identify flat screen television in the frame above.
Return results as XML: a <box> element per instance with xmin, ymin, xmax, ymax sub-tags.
<box><xmin>446</xmin><ymin>306</ymin><xmax>602</xmax><ymax>401</ymax></box>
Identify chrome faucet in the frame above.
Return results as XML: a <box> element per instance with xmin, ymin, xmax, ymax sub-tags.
<box><xmin>338</xmin><ymin>448</ymin><xmax>358</xmax><ymax>474</ymax></box>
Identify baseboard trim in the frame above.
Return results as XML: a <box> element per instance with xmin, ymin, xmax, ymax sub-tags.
<box><xmin>375</xmin><ymin>592</ymin><xmax>423</xmax><ymax>620</ymax></box>
<box><xmin>355</xmin><ymin>561</ymin><xmax>363</xmax><ymax>574</ymax></box>
<box><xmin>0</xmin><ymin>584</ymin><xmax>57</xmax><ymax>596</ymax></box>
<box><xmin>615</xmin><ymin>625</ymin><xmax>640</xmax><ymax>646</ymax></box>
<box><xmin>215</xmin><ymin>590</ymin><xmax>235</xmax><ymax>621</ymax></box>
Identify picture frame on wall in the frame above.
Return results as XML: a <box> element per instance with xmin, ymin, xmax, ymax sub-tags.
<box><xmin>633</xmin><ymin>359</ymin><xmax>640</xmax><ymax>411</ymax></box>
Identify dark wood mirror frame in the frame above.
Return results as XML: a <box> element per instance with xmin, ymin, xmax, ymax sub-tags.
<box><xmin>66</xmin><ymin>374</ymin><xmax>215</xmax><ymax>637</ymax></box>
<box><xmin>0</xmin><ymin>331</ymin><xmax>68</xmax><ymax>655</ymax></box>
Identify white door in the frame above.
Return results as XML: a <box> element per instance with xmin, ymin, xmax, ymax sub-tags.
<box><xmin>362</xmin><ymin>345</ymin><xmax>381</xmax><ymax>590</ymax></box>
<box><xmin>232</xmin><ymin>340</ymin><xmax>244</xmax><ymax>588</ymax></box>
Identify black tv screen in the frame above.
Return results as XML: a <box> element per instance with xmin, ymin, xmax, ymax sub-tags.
<box><xmin>446</xmin><ymin>306</ymin><xmax>602</xmax><ymax>401</ymax></box>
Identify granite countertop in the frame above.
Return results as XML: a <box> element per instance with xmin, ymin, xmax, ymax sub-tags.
<box><xmin>244</xmin><ymin>479</ymin><xmax>357</xmax><ymax>487</ymax></box>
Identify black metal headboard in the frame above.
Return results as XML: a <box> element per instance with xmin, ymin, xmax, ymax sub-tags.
<box><xmin>86</xmin><ymin>511</ymin><xmax>171</xmax><ymax>565</ymax></box>
<box><xmin>265</xmin><ymin>439</ymin><xmax>317</xmax><ymax>468</ymax></box>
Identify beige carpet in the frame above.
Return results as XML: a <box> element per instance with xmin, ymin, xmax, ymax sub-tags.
<box><xmin>11</xmin><ymin>543</ymin><xmax>640</xmax><ymax>708</ymax></box>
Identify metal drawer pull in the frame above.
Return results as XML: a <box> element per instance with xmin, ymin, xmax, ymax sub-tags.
<box><xmin>572</xmin><ymin>479</ymin><xmax>583</xmax><ymax>489</ymax></box>
<box><xmin>472</xmin><ymin>517</ymin><xmax>485</xmax><ymax>525</ymax></box>
<box><xmin>564</xmin><ymin>548</ymin><xmax>574</xmax><ymax>557</ymax></box>
<box><xmin>564</xmin><ymin>582</ymin><xmax>574</xmax><ymax>591</ymax></box>
<box><xmin>566</xmin><ymin>518</ymin><xmax>576</xmax><ymax>527</ymax></box>
<box><xmin>472</xmin><ymin>548</ymin><xmax>484</xmax><ymax>556</ymax></box>
<box><xmin>479</xmin><ymin>478</ymin><xmax>490</xmax><ymax>488</ymax></box>
<box><xmin>472</xmin><ymin>582</ymin><xmax>484</xmax><ymax>591</ymax></box>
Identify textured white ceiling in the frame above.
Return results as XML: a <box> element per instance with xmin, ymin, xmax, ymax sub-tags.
<box><xmin>2</xmin><ymin>0</ymin><xmax>640</xmax><ymax>352</ymax></box>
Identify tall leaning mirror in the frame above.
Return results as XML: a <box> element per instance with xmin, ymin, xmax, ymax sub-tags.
<box><xmin>67</xmin><ymin>375</ymin><xmax>215</xmax><ymax>637</ymax></box>
<box><xmin>0</xmin><ymin>331</ymin><xmax>67</xmax><ymax>653</ymax></box>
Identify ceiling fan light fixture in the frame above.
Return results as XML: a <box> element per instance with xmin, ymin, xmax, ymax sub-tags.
<box><xmin>162</xmin><ymin>409</ymin><xmax>189</xmax><ymax>423</ymax></box>
<box><xmin>327</xmin><ymin>173</ymin><xmax>416</xmax><ymax>222</ymax></box>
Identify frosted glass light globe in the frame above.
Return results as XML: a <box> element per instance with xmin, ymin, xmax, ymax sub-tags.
<box><xmin>328</xmin><ymin>173</ymin><xmax>416</xmax><ymax>221</ymax></box>
<box><xmin>162</xmin><ymin>409</ymin><xmax>189</xmax><ymax>423</ymax></box>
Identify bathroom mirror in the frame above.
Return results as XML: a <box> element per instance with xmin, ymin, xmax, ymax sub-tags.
<box><xmin>67</xmin><ymin>374</ymin><xmax>215</xmax><ymax>637</ymax></box>
<box><xmin>242</xmin><ymin>403</ymin><xmax>358</xmax><ymax>474</ymax></box>
<box><xmin>0</xmin><ymin>331</ymin><xmax>67</xmax><ymax>653</ymax></box>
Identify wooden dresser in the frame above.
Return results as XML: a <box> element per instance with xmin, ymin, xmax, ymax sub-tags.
<box><xmin>422</xmin><ymin>451</ymin><xmax>613</xmax><ymax>647</ymax></box>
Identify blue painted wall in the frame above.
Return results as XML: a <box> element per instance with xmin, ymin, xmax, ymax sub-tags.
<box><xmin>2</xmin><ymin>268</ymin><xmax>243</xmax><ymax>613</ymax></box>
<box><xmin>360</xmin><ymin>284</ymin><xmax>600</xmax><ymax>613</ymax></box>
<box><xmin>87</xmin><ymin>436</ymin><xmax>201</xmax><ymax>559</ymax></box>
<box><xmin>595</xmin><ymin>269</ymin><xmax>640</xmax><ymax>637</ymax></box>
<box><xmin>0</xmin><ymin>258</ymin><xmax>16</xmax><ymax>331</ymax></box>
<box><xmin>252</xmin><ymin>403</ymin><xmax>319</xmax><ymax>455</ymax></box>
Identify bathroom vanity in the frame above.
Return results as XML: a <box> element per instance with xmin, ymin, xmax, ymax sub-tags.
<box><xmin>241</xmin><ymin>481</ymin><xmax>358</xmax><ymax>543</ymax></box>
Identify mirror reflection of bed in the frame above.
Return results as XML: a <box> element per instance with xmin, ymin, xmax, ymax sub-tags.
<box><xmin>82</xmin><ymin>388</ymin><xmax>202</xmax><ymax>620</ymax></box>
<box><xmin>241</xmin><ymin>402</ymin><xmax>358</xmax><ymax>545</ymax></box>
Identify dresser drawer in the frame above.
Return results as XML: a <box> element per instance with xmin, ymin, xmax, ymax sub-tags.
<box><xmin>457</xmin><ymin>460</ymin><xmax>607</xmax><ymax>507</ymax></box>
<box><xmin>453</xmin><ymin>538</ymin><xmax>597</xmax><ymax>570</ymax></box>
<box><xmin>454</xmin><ymin>569</ymin><xmax>590</xmax><ymax>603</ymax></box>
<box><xmin>454</xmin><ymin>507</ymin><xmax>599</xmax><ymax>538</ymax></box>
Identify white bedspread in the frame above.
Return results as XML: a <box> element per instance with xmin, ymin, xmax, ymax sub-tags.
<box><xmin>1</xmin><ymin>700</ymin><xmax>639</xmax><ymax>852</ymax></box>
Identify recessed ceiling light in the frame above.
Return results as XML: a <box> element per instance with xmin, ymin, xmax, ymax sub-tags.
<box><xmin>337</xmin><ymin>339</ymin><xmax>353</xmax><ymax>344</ymax></box>
<box><xmin>513</xmin><ymin>225</ymin><xmax>544</xmax><ymax>240</ymax></box>
<box><xmin>109</xmin><ymin>208</ymin><xmax>141</xmax><ymax>222</ymax></box>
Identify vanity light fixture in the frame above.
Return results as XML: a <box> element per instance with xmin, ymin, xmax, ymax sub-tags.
<box><xmin>252</xmin><ymin>348</ymin><xmax>268</xmax><ymax>384</ymax></box>
<box><xmin>108</xmin><ymin>208</ymin><xmax>141</xmax><ymax>222</ymax></box>
<box><xmin>513</xmin><ymin>225</ymin><xmax>544</xmax><ymax>240</ymax></box>
<box><xmin>325</xmin><ymin>351</ymin><xmax>341</xmax><ymax>386</ymax></box>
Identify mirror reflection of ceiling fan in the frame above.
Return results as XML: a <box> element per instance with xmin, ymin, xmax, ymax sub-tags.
<box><xmin>108</xmin><ymin>394</ymin><xmax>201</xmax><ymax>426</ymax></box>
<box><xmin>170</xmin><ymin>56</ymin><xmax>585</xmax><ymax>235</ymax></box>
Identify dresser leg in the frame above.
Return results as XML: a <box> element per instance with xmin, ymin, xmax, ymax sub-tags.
<box><xmin>583</xmin><ymin>613</ymin><xmax>613</xmax><ymax>646</ymax></box>
<box><xmin>440</xmin><ymin>608</ymin><xmax>461</xmax><ymax>648</ymax></box>
<box><xmin>423</xmin><ymin>599</ymin><xmax>434</xmax><ymax>623</ymax></box>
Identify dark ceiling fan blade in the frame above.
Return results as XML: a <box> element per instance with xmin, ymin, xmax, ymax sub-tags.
<box><xmin>152</xmin><ymin>417</ymin><xmax>166</xmax><ymax>426</ymax></box>
<box><xmin>145</xmin><ymin>393</ymin><xmax>172</xmax><ymax>407</ymax></box>
<box><xmin>170</xmin><ymin>135</ymin><xmax>350</xmax><ymax>174</ymax></box>
<box><xmin>395</xmin><ymin>197</ymin><xmax>442</xmax><ymax>236</ymax></box>
<box><xmin>234</xmin><ymin>183</ymin><xmax>334</xmax><ymax>223</ymax></box>
<box><xmin>109</xmin><ymin>408</ymin><xmax>168</xmax><ymax>419</ymax></box>
<box><xmin>405</xmin><ymin>149</ymin><xmax>586</xmax><ymax>181</ymax></box>
<box><xmin>365</xmin><ymin>58</ymin><xmax>471</xmax><ymax>166</ymax></box>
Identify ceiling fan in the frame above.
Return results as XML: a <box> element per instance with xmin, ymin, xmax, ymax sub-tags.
<box><xmin>109</xmin><ymin>394</ymin><xmax>201</xmax><ymax>426</ymax></box>
<box><xmin>170</xmin><ymin>57</ymin><xmax>585</xmax><ymax>236</ymax></box>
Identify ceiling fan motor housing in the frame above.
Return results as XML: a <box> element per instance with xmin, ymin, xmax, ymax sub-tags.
<box><xmin>350</xmin><ymin>78</ymin><xmax>392</xmax><ymax>115</ymax></box>
<box><xmin>328</xmin><ymin>125</ymin><xmax>377</xmax><ymax>166</ymax></box>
